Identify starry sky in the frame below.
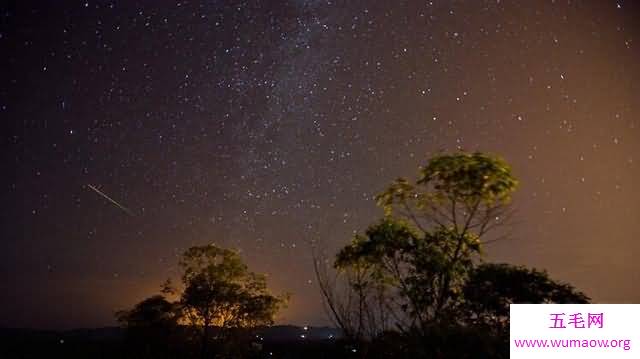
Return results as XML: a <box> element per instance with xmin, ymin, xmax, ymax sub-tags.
<box><xmin>2</xmin><ymin>0</ymin><xmax>639</xmax><ymax>330</ymax></box>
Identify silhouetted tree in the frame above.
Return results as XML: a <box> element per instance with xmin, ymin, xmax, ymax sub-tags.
<box><xmin>117</xmin><ymin>295</ymin><xmax>179</xmax><ymax>327</ymax></box>
<box><xmin>116</xmin><ymin>295</ymin><xmax>180</xmax><ymax>357</ymax></box>
<box><xmin>118</xmin><ymin>244</ymin><xmax>287</xmax><ymax>359</ymax></box>
<box><xmin>175</xmin><ymin>245</ymin><xmax>287</xmax><ymax>358</ymax></box>
<box><xmin>314</xmin><ymin>244</ymin><xmax>392</xmax><ymax>345</ymax></box>
<box><xmin>318</xmin><ymin>152</ymin><xmax>518</xmax><ymax>336</ymax></box>
<box><xmin>372</xmin><ymin>151</ymin><xmax>519</xmax><ymax>326</ymax></box>
<box><xmin>316</xmin><ymin>151</ymin><xmax>590</xmax><ymax>357</ymax></box>
<box><xmin>461</xmin><ymin>262</ymin><xmax>590</xmax><ymax>334</ymax></box>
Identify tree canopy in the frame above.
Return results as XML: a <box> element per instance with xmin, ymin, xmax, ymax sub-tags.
<box><xmin>118</xmin><ymin>244</ymin><xmax>287</xmax><ymax>358</ymax></box>
<box><xmin>178</xmin><ymin>245</ymin><xmax>285</xmax><ymax>330</ymax></box>
<box><xmin>116</xmin><ymin>295</ymin><xmax>178</xmax><ymax>329</ymax></box>
<box><xmin>316</xmin><ymin>151</ymin><xmax>589</xmax><ymax>357</ymax></box>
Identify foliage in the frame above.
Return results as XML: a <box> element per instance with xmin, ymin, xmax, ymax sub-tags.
<box><xmin>178</xmin><ymin>245</ymin><xmax>286</xmax><ymax>330</ymax></box>
<box><xmin>117</xmin><ymin>244</ymin><xmax>287</xmax><ymax>358</ymax></box>
<box><xmin>461</xmin><ymin>263</ymin><xmax>590</xmax><ymax>334</ymax></box>
<box><xmin>316</xmin><ymin>151</ymin><xmax>589</xmax><ymax>357</ymax></box>
<box><xmin>331</xmin><ymin>152</ymin><xmax>519</xmax><ymax>335</ymax></box>
<box><xmin>116</xmin><ymin>295</ymin><xmax>179</xmax><ymax>329</ymax></box>
<box><xmin>376</xmin><ymin>151</ymin><xmax>518</xmax><ymax>227</ymax></box>
<box><xmin>115</xmin><ymin>295</ymin><xmax>181</xmax><ymax>357</ymax></box>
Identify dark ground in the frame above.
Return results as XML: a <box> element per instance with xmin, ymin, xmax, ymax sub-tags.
<box><xmin>0</xmin><ymin>326</ymin><xmax>352</xmax><ymax>359</ymax></box>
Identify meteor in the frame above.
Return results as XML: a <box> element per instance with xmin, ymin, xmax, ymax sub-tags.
<box><xmin>87</xmin><ymin>184</ymin><xmax>134</xmax><ymax>216</ymax></box>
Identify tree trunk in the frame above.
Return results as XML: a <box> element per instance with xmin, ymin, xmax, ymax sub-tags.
<box><xmin>201</xmin><ymin>320</ymin><xmax>210</xmax><ymax>359</ymax></box>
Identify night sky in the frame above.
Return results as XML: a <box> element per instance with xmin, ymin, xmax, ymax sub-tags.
<box><xmin>2</xmin><ymin>0</ymin><xmax>639</xmax><ymax>330</ymax></box>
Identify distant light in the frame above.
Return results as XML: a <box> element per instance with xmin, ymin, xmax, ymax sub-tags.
<box><xmin>303</xmin><ymin>325</ymin><xmax>308</xmax><ymax>331</ymax></box>
<box><xmin>352</xmin><ymin>348</ymin><xmax>357</xmax><ymax>352</ymax></box>
<box><xmin>300</xmin><ymin>334</ymin><xmax>306</xmax><ymax>339</ymax></box>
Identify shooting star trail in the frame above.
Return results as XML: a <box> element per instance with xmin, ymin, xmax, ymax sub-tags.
<box><xmin>87</xmin><ymin>184</ymin><xmax>134</xmax><ymax>216</ymax></box>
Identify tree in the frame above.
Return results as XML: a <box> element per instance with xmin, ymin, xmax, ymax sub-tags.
<box><xmin>175</xmin><ymin>245</ymin><xmax>287</xmax><ymax>358</ymax></box>
<box><xmin>462</xmin><ymin>263</ymin><xmax>589</xmax><ymax>334</ymax></box>
<box><xmin>314</xmin><ymin>242</ymin><xmax>392</xmax><ymax>343</ymax></box>
<box><xmin>373</xmin><ymin>151</ymin><xmax>519</xmax><ymax>323</ymax></box>
<box><xmin>316</xmin><ymin>151</ymin><xmax>589</xmax><ymax>357</ymax></box>
<box><xmin>117</xmin><ymin>295</ymin><xmax>179</xmax><ymax>329</ymax></box>
<box><xmin>117</xmin><ymin>244</ymin><xmax>287</xmax><ymax>358</ymax></box>
<box><xmin>116</xmin><ymin>295</ymin><xmax>180</xmax><ymax>357</ymax></box>
<box><xmin>319</xmin><ymin>152</ymin><xmax>519</xmax><ymax>336</ymax></box>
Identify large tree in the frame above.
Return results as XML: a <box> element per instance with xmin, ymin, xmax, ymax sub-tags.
<box><xmin>176</xmin><ymin>245</ymin><xmax>287</xmax><ymax>357</ymax></box>
<box><xmin>373</xmin><ymin>151</ymin><xmax>519</xmax><ymax>323</ymax></box>
<box><xmin>316</xmin><ymin>151</ymin><xmax>588</xmax><ymax>356</ymax></box>
<box><xmin>118</xmin><ymin>244</ymin><xmax>287</xmax><ymax>358</ymax></box>
<box><xmin>320</xmin><ymin>152</ymin><xmax>519</xmax><ymax>335</ymax></box>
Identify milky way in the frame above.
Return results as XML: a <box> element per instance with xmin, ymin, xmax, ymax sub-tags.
<box><xmin>2</xmin><ymin>0</ymin><xmax>639</xmax><ymax>329</ymax></box>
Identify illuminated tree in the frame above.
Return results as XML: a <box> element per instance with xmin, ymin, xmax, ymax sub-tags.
<box><xmin>317</xmin><ymin>151</ymin><xmax>589</xmax><ymax>357</ymax></box>
<box><xmin>320</xmin><ymin>152</ymin><xmax>518</xmax><ymax>336</ymax></box>
<box><xmin>119</xmin><ymin>244</ymin><xmax>286</xmax><ymax>358</ymax></box>
<box><xmin>372</xmin><ymin>151</ymin><xmax>519</xmax><ymax>325</ymax></box>
<box><xmin>176</xmin><ymin>245</ymin><xmax>287</xmax><ymax>357</ymax></box>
